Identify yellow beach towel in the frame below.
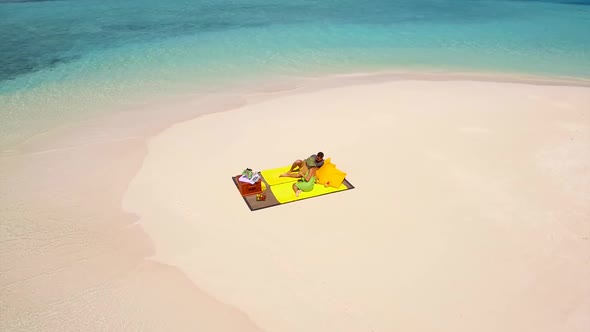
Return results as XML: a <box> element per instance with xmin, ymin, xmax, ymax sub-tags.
<box><xmin>269</xmin><ymin>181</ymin><xmax>348</xmax><ymax>204</ymax></box>
<box><xmin>260</xmin><ymin>166</ymin><xmax>299</xmax><ymax>186</ymax></box>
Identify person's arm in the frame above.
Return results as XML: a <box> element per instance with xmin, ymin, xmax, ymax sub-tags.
<box><xmin>303</xmin><ymin>167</ymin><xmax>316</xmax><ymax>182</ymax></box>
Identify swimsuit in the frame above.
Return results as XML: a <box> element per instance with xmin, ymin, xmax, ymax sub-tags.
<box><xmin>295</xmin><ymin>169</ymin><xmax>316</xmax><ymax>192</ymax></box>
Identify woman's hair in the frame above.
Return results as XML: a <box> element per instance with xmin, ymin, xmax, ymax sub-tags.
<box><xmin>317</xmin><ymin>152</ymin><xmax>324</xmax><ymax>158</ymax></box>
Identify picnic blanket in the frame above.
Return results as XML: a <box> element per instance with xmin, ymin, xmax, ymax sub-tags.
<box><xmin>232</xmin><ymin>164</ymin><xmax>354</xmax><ymax>211</ymax></box>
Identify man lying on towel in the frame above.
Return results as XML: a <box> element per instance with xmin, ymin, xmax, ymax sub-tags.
<box><xmin>280</xmin><ymin>152</ymin><xmax>325</xmax><ymax>197</ymax></box>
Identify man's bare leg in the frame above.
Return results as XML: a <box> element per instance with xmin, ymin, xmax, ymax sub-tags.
<box><xmin>281</xmin><ymin>164</ymin><xmax>308</xmax><ymax>178</ymax></box>
<box><xmin>280</xmin><ymin>172</ymin><xmax>301</xmax><ymax>178</ymax></box>
<box><xmin>289</xmin><ymin>159</ymin><xmax>303</xmax><ymax>172</ymax></box>
<box><xmin>280</xmin><ymin>160</ymin><xmax>306</xmax><ymax>177</ymax></box>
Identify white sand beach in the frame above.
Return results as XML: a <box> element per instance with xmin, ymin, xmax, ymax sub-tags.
<box><xmin>2</xmin><ymin>75</ymin><xmax>589</xmax><ymax>331</ymax></box>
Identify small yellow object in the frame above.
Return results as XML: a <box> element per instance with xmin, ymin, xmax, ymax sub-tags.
<box><xmin>261</xmin><ymin>182</ymin><xmax>267</xmax><ymax>191</ymax></box>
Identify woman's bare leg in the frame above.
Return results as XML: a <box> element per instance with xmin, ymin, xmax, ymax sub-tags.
<box><xmin>292</xmin><ymin>183</ymin><xmax>302</xmax><ymax>197</ymax></box>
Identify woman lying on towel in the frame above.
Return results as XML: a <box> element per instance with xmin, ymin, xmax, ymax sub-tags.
<box><xmin>280</xmin><ymin>152</ymin><xmax>324</xmax><ymax>197</ymax></box>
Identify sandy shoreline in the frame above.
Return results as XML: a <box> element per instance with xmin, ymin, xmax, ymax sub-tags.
<box><xmin>2</xmin><ymin>72</ymin><xmax>589</xmax><ymax>331</ymax></box>
<box><xmin>2</xmin><ymin>69</ymin><xmax>590</xmax><ymax>154</ymax></box>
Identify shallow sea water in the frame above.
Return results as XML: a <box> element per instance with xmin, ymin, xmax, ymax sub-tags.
<box><xmin>1</xmin><ymin>0</ymin><xmax>589</xmax><ymax>147</ymax></box>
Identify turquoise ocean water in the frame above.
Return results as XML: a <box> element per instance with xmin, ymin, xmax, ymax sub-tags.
<box><xmin>1</xmin><ymin>0</ymin><xmax>590</xmax><ymax>147</ymax></box>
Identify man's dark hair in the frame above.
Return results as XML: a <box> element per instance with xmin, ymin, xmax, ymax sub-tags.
<box><xmin>317</xmin><ymin>152</ymin><xmax>324</xmax><ymax>158</ymax></box>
